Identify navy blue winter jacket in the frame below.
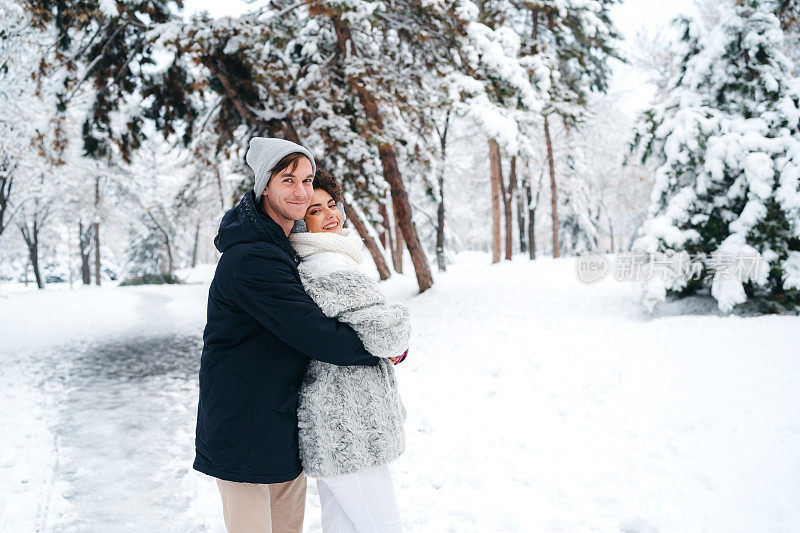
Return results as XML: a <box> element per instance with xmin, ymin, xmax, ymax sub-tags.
<box><xmin>193</xmin><ymin>190</ymin><xmax>379</xmax><ymax>484</ymax></box>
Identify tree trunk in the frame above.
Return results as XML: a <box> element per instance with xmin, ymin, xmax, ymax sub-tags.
<box><xmin>191</xmin><ymin>219</ymin><xmax>200</xmax><ymax>268</ymax></box>
<box><xmin>378</xmin><ymin>201</ymin><xmax>394</xmax><ymax>254</ymax></box>
<box><xmin>343</xmin><ymin>201</ymin><xmax>392</xmax><ymax>280</ymax></box>
<box><xmin>144</xmin><ymin>206</ymin><xmax>174</xmax><ymax>277</ymax></box>
<box><xmin>19</xmin><ymin>220</ymin><xmax>43</xmax><ymax>289</ymax></box>
<box><xmin>378</xmin><ymin>201</ymin><xmax>391</xmax><ymax>252</ymax></box>
<box><xmin>393</xmin><ymin>209</ymin><xmax>404</xmax><ymax>274</ymax></box>
<box><xmin>503</xmin><ymin>156</ymin><xmax>516</xmax><ymax>261</ymax></box>
<box><xmin>166</xmin><ymin>240</ymin><xmax>174</xmax><ymax>275</ymax></box>
<box><xmin>94</xmin><ymin>176</ymin><xmax>101</xmax><ymax>286</ymax></box>
<box><xmin>281</xmin><ymin>117</ymin><xmax>301</xmax><ymax>144</ymax></box>
<box><xmin>526</xmin><ymin>173</ymin><xmax>537</xmax><ymax>260</ymax></box>
<box><xmin>608</xmin><ymin>216</ymin><xmax>615</xmax><ymax>253</ymax></box>
<box><xmin>214</xmin><ymin>166</ymin><xmax>226</xmax><ymax>211</ymax></box>
<box><xmin>436</xmin><ymin>177</ymin><xmax>446</xmax><ymax>271</ymax></box>
<box><xmin>0</xmin><ymin>173</ymin><xmax>12</xmax><ymax>238</ymax></box>
<box><xmin>489</xmin><ymin>138</ymin><xmax>503</xmax><ymax>264</ymax></box>
<box><xmin>344</xmin><ymin>202</ymin><xmax>392</xmax><ymax>281</ymax></box>
<box><xmin>30</xmin><ymin>244</ymin><xmax>43</xmax><ymax>289</ymax></box>
<box><xmin>331</xmin><ymin>14</ymin><xmax>432</xmax><ymax>292</ymax></box>
<box><xmin>516</xmin><ymin>162</ymin><xmax>527</xmax><ymax>254</ymax></box>
<box><xmin>544</xmin><ymin>115</ymin><xmax>559</xmax><ymax>258</ymax></box>
<box><xmin>79</xmin><ymin>220</ymin><xmax>92</xmax><ymax>285</ymax></box>
<box><xmin>435</xmin><ymin>109</ymin><xmax>450</xmax><ymax>272</ymax></box>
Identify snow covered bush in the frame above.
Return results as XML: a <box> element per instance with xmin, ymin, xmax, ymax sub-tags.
<box><xmin>633</xmin><ymin>0</ymin><xmax>800</xmax><ymax>313</ymax></box>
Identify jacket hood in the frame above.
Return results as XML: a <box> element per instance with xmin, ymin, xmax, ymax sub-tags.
<box><xmin>214</xmin><ymin>190</ymin><xmax>300</xmax><ymax>263</ymax></box>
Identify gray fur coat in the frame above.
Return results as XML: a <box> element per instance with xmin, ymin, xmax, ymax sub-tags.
<box><xmin>288</xmin><ymin>229</ymin><xmax>409</xmax><ymax>478</ymax></box>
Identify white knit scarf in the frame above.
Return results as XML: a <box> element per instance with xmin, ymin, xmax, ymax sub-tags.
<box><xmin>288</xmin><ymin>227</ymin><xmax>363</xmax><ymax>264</ymax></box>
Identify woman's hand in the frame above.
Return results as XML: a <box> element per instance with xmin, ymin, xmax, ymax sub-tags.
<box><xmin>388</xmin><ymin>349</ymin><xmax>408</xmax><ymax>365</ymax></box>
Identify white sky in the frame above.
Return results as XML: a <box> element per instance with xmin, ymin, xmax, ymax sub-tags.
<box><xmin>608</xmin><ymin>0</ymin><xmax>700</xmax><ymax>115</ymax></box>
<box><xmin>181</xmin><ymin>0</ymin><xmax>701</xmax><ymax>116</ymax></box>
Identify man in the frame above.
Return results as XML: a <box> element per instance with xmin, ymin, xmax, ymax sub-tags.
<box><xmin>194</xmin><ymin>137</ymin><xmax>380</xmax><ymax>533</ymax></box>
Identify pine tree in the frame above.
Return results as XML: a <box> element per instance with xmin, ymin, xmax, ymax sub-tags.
<box><xmin>634</xmin><ymin>1</ymin><xmax>800</xmax><ymax>312</ymax></box>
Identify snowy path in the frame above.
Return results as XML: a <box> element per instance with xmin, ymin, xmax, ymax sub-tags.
<box><xmin>0</xmin><ymin>285</ymin><xmax>222</xmax><ymax>532</ymax></box>
<box><xmin>1</xmin><ymin>255</ymin><xmax>799</xmax><ymax>532</ymax></box>
<box><xmin>45</xmin><ymin>335</ymin><xmax>214</xmax><ymax>531</ymax></box>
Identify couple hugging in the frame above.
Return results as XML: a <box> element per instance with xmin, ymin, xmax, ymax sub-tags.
<box><xmin>193</xmin><ymin>137</ymin><xmax>410</xmax><ymax>533</ymax></box>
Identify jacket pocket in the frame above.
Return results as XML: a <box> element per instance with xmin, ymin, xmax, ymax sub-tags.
<box><xmin>272</xmin><ymin>380</ymin><xmax>300</xmax><ymax>413</ymax></box>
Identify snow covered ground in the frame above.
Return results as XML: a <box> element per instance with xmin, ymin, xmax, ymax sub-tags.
<box><xmin>1</xmin><ymin>253</ymin><xmax>798</xmax><ymax>532</ymax></box>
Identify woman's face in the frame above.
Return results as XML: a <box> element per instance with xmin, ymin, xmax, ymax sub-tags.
<box><xmin>304</xmin><ymin>188</ymin><xmax>343</xmax><ymax>234</ymax></box>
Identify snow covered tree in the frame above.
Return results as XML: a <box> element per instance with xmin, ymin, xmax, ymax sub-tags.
<box><xmin>108</xmin><ymin>135</ymin><xmax>189</xmax><ymax>281</ymax></box>
<box><xmin>0</xmin><ymin>2</ymin><xmax>48</xmax><ymax>240</ymax></box>
<box><xmin>23</xmin><ymin>0</ymin><xmax>182</xmax><ymax>162</ymax></box>
<box><xmin>31</xmin><ymin>0</ymin><xmax>475</xmax><ymax>292</ymax></box>
<box><xmin>448</xmin><ymin>1</ymin><xmax>549</xmax><ymax>263</ymax></box>
<box><xmin>16</xmin><ymin>192</ymin><xmax>52</xmax><ymax>289</ymax></box>
<box><xmin>520</xmin><ymin>0</ymin><xmax>621</xmax><ymax>257</ymax></box>
<box><xmin>0</xmin><ymin>2</ymin><xmax>78</xmax><ymax>287</ymax></box>
<box><xmin>306</xmin><ymin>0</ymin><xmax>489</xmax><ymax>291</ymax></box>
<box><xmin>633</xmin><ymin>0</ymin><xmax>800</xmax><ymax>313</ymax></box>
<box><xmin>630</xmin><ymin>25</ymin><xmax>683</xmax><ymax>105</ymax></box>
<box><xmin>15</xmin><ymin>0</ymin><xmax>624</xmax><ymax>282</ymax></box>
<box><xmin>776</xmin><ymin>0</ymin><xmax>800</xmax><ymax>71</ymax></box>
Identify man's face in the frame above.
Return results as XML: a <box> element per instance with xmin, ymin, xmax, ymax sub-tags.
<box><xmin>261</xmin><ymin>156</ymin><xmax>314</xmax><ymax>226</ymax></box>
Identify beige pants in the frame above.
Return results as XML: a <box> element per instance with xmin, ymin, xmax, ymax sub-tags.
<box><xmin>215</xmin><ymin>472</ymin><xmax>307</xmax><ymax>533</ymax></box>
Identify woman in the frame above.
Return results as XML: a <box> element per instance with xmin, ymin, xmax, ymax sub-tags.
<box><xmin>288</xmin><ymin>169</ymin><xmax>409</xmax><ymax>533</ymax></box>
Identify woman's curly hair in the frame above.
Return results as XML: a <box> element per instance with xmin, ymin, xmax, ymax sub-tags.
<box><xmin>313</xmin><ymin>168</ymin><xmax>343</xmax><ymax>203</ymax></box>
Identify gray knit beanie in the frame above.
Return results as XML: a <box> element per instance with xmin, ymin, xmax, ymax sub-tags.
<box><xmin>246</xmin><ymin>137</ymin><xmax>316</xmax><ymax>199</ymax></box>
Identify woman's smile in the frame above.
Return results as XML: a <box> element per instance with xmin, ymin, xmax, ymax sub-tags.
<box><xmin>304</xmin><ymin>188</ymin><xmax>344</xmax><ymax>234</ymax></box>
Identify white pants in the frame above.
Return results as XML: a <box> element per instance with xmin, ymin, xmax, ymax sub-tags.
<box><xmin>315</xmin><ymin>464</ymin><xmax>403</xmax><ymax>533</ymax></box>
